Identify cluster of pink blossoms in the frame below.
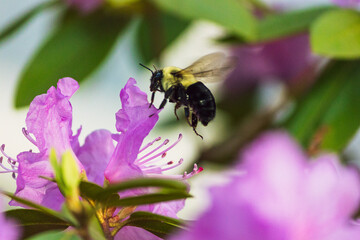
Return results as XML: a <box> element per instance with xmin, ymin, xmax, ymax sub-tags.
<box><xmin>0</xmin><ymin>77</ymin><xmax>201</xmax><ymax>239</ymax></box>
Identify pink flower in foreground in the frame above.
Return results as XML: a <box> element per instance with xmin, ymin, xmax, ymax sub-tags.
<box><xmin>64</xmin><ymin>0</ymin><xmax>103</xmax><ymax>13</ymax></box>
<box><xmin>171</xmin><ymin>132</ymin><xmax>360</xmax><ymax>240</ymax></box>
<box><xmin>1</xmin><ymin>77</ymin><xmax>201</xmax><ymax>239</ymax></box>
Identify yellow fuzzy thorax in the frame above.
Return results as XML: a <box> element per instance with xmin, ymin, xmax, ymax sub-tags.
<box><xmin>161</xmin><ymin>66</ymin><xmax>198</xmax><ymax>91</ymax></box>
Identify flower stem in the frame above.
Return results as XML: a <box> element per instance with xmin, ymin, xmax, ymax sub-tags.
<box><xmin>96</xmin><ymin>209</ymin><xmax>114</xmax><ymax>240</ymax></box>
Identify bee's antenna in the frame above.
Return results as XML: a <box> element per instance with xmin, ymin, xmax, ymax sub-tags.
<box><xmin>153</xmin><ymin>64</ymin><xmax>158</xmax><ymax>71</ymax></box>
<box><xmin>139</xmin><ymin>63</ymin><xmax>154</xmax><ymax>74</ymax></box>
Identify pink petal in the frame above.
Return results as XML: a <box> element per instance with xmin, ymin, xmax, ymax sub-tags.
<box><xmin>105</xmin><ymin>78</ymin><xmax>159</xmax><ymax>183</ymax></box>
<box><xmin>65</xmin><ymin>0</ymin><xmax>103</xmax><ymax>13</ymax></box>
<box><xmin>115</xmin><ymin>226</ymin><xmax>161</xmax><ymax>240</ymax></box>
<box><xmin>25</xmin><ymin>77</ymin><xmax>78</xmax><ymax>154</ymax></box>
<box><xmin>77</xmin><ymin>130</ymin><xmax>115</xmax><ymax>185</ymax></box>
<box><xmin>171</xmin><ymin>131</ymin><xmax>360</xmax><ymax>239</ymax></box>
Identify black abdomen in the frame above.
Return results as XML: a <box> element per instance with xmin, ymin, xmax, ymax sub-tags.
<box><xmin>186</xmin><ymin>82</ymin><xmax>216</xmax><ymax>126</ymax></box>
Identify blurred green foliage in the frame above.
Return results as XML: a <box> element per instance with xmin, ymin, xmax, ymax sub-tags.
<box><xmin>311</xmin><ymin>9</ymin><xmax>360</xmax><ymax>58</ymax></box>
<box><xmin>286</xmin><ymin>60</ymin><xmax>360</xmax><ymax>154</ymax></box>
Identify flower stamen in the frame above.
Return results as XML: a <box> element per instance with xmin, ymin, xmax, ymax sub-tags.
<box><xmin>136</xmin><ymin>138</ymin><xmax>169</xmax><ymax>163</ymax></box>
<box><xmin>139</xmin><ymin>137</ymin><xmax>162</xmax><ymax>153</ymax></box>
<box><xmin>0</xmin><ymin>157</ymin><xmax>18</xmax><ymax>175</ymax></box>
<box><xmin>22</xmin><ymin>127</ymin><xmax>37</xmax><ymax>146</ymax></box>
<box><xmin>136</xmin><ymin>133</ymin><xmax>202</xmax><ymax>179</ymax></box>
<box><xmin>182</xmin><ymin>164</ymin><xmax>203</xmax><ymax>179</ymax></box>
<box><xmin>0</xmin><ymin>144</ymin><xmax>17</xmax><ymax>163</ymax></box>
<box><xmin>136</xmin><ymin>134</ymin><xmax>182</xmax><ymax>165</ymax></box>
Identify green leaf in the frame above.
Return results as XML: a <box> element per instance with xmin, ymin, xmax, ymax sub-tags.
<box><xmin>286</xmin><ymin>60</ymin><xmax>360</xmax><ymax>153</ymax></box>
<box><xmin>107</xmin><ymin>191</ymin><xmax>192</xmax><ymax>207</ymax></box>
<box><xmin>79</xmin><ymin>181</ymin><xmax>120</xmax><ymax>206</ymax></box>
<box><xmin>136</xmin><ymin>10</ymin><xmax>191</xmax><ymax>63</ymax></box>
<box><xmin>26</xmin><ymin>231</ymin><xmax>81</xmax><ymax>240</ymax></box>
<box><xmin>99</xmin><ymin>178</ymin><xmax>188</xmax><ymax>200</ymax></box>
<box><xmin>79</xmin><ymin>178</ymin><xmax>189</xmax><ymax>206</ymax></box>
<box><xmin>218</xmin><ymin>6</ymin><xmax>334</xmax><ymax>44</ymax></box>
<box><xmin>1</xmin><ymin>191</ymin><xmax>67</xmax><ymax>222</ymax></box>
<box><xmin>0</xmin><ymin>0</ymin><xmax>59</xmax><ymax>43</ymax></box>
<box><xmin>79</xmin><ymin>181</ymin><xmax>106</xmax><ymax>200</ymax></box>
<box><xmin>15</xmin><ymin>11</ymin><xmax>131</xmax><ymax>108</ymax></box>
<box><xmin>311</xmin><ymin>9</ymin><xmax>360</xmax><ymax>58</ymax></box>
<box><xmin>5</xmin><ymin>209</ymin><xmax>69</xmax><ymax>239</ymax></box>
<box><xmin>123</xmin><ymin>211</ymin><xmax>186</xmax><ymax>238</ymax></box>
<box><xmin>258</xmin><ymin>6</ymin><xmax>334</xmax><ymax>41</ymax></box>
<box><xmin>152</xmin><ymin>0</ymin><xmax>256</xmax><ymax>41</ymax></box>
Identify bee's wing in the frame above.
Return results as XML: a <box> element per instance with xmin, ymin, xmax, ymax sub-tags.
<box><xmin>174</xmin><ymin>52</ymin><xmax>237</xmax><ymax>83</ymax></box>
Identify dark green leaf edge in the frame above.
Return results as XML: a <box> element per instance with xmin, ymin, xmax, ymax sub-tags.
<box><xmin>5</xmin><ymin>209</ymin><xmax>69</xmax><ymax>226</ymax></box>
<box><xmin>217</xmin><ymin>5</ymin><xmax>336</xmax><ymax>44</ymax></box>
<box><xmin>123</xmin><ymin>211</ymin><xmax>186</xmax><ymax>238</ymax></box>
<box><xmin>106</xmin><ymin>191</ymin><xmax>192</xmax><ymax>207</ymax></box>
<box><xmin>98</xmin><ymin>178</ymin><xmax>188</xmax><ymax>200</ymax></box>
<box><xmin>1</xmin><ymin>191</ymin><xmax>70</xmax><ymax>223</ymax></box>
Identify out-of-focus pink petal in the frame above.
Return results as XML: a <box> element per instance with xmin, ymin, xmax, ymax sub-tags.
<box><xmin>0</xmin><ymin>202</ymin><xmax>20</xmax><ymax>240</ymax></box>
<box><xmin>226</xmin><ymin>34</ymin><xmax>313</xmax><ymax>94</ymax></box>
<box><xmin>65</xmin><ymin>0</ymin><xmax>103</xmax><ymax>13</ymax></box>
<box><xmin>238</xmin><ymin>132</ymin><xmax>307</xmax><ymax>219</ymax></box>
<box><xmin>301</xmin><ymin>155</ymin><xmax>360</xmax><ymax>237</ymax></box>
<box><xmin>78</xmin><ymin>130</ymin><xmax>115</xmax><ymax>185</ymax></box>
<box><xmin>171</xmin><ymin>131</ymin><xmax>360</xmax><ymax>240</ymax></box>
<box><xmin>333</xmin><ymin>0</ymin><xmax>360</xmax><ymax>7</ymax></box>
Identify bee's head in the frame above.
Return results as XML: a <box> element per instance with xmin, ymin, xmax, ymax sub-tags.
<box><xmin>140</xmin><ymin>63</ymin><xmax>162</xmax><ymax>92</ymax></box>
<box><xmin>150</xmin><ymin>70</ymin><xmax>163</xmax><ymax>92</ymax></box>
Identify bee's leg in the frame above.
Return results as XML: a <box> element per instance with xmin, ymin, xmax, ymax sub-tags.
<box><xmin>159</xmin><ymin>87</ymin><xmax>174</xmax><ymax>109</ymax></box>
<box><xmin>184</xmin><ymin>107</ymin><xmax>203</xmax><ymax>139</ymax></box>
<box><xmin>150</xmin><ymin>88</ymin><xmax>174</xmax><ymax>117</ymax></box>
<box><xmin>159</xmin><ymin>98</ymin><xmax>168</xmax><ymax>110</ymax></box>
<box><xmin>174</xmin><ymin>103</ymin><xmax>181</xmax><ymax>120</ymax></box>
<box><xmin>149</xmin><ymin>91</ymin><xmax>156</xmax><ymax>108</ymax></box>
<box><xmin>191</xmin><ymin>114</ymin><xmax>203</xmax><ymax>140</ymax></box>
<box><xmin>184</xmin><ymin>107</ymin><xmax>191</xmax><ymax>126</ymax></box>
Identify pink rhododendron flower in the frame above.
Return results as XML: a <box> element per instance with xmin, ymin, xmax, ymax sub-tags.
<box><xmin>226</xmin><ymin>34</ymin><xmax>315</xmax><ymax>94</ymax></box>
<box><xmin>65</xmin><ymin>0</ymin><xmax>103</xmax><ymax>13</ymax></box>
<box><xmin>0</xmin><ymin>202</ymin><xmax>20</xmax><ymax>240</ymax></box>
<box><xmin>77</xmin><ymin>78</ymin><xmax>201</xmax><ymax>239</ymax></box>
<box><xmin>1</xmin><ymin>77</ymin><xmax>201</xmax><ymax>239</ymax></box>
<box><xmin>0</xmin><ymin>77</ymin><xmax>83</xmax><ymax>210</ymax></box>
<box><xmin>171</xmin><ymin>132</ymin><xmax>360</xmax><ymax>240</ymax></box>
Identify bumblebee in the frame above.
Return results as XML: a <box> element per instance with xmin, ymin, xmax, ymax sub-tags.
<box><xmin>140</xmin><ymin>53</ymin><xmax>235</xmax><ymax>139</ymax></box>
